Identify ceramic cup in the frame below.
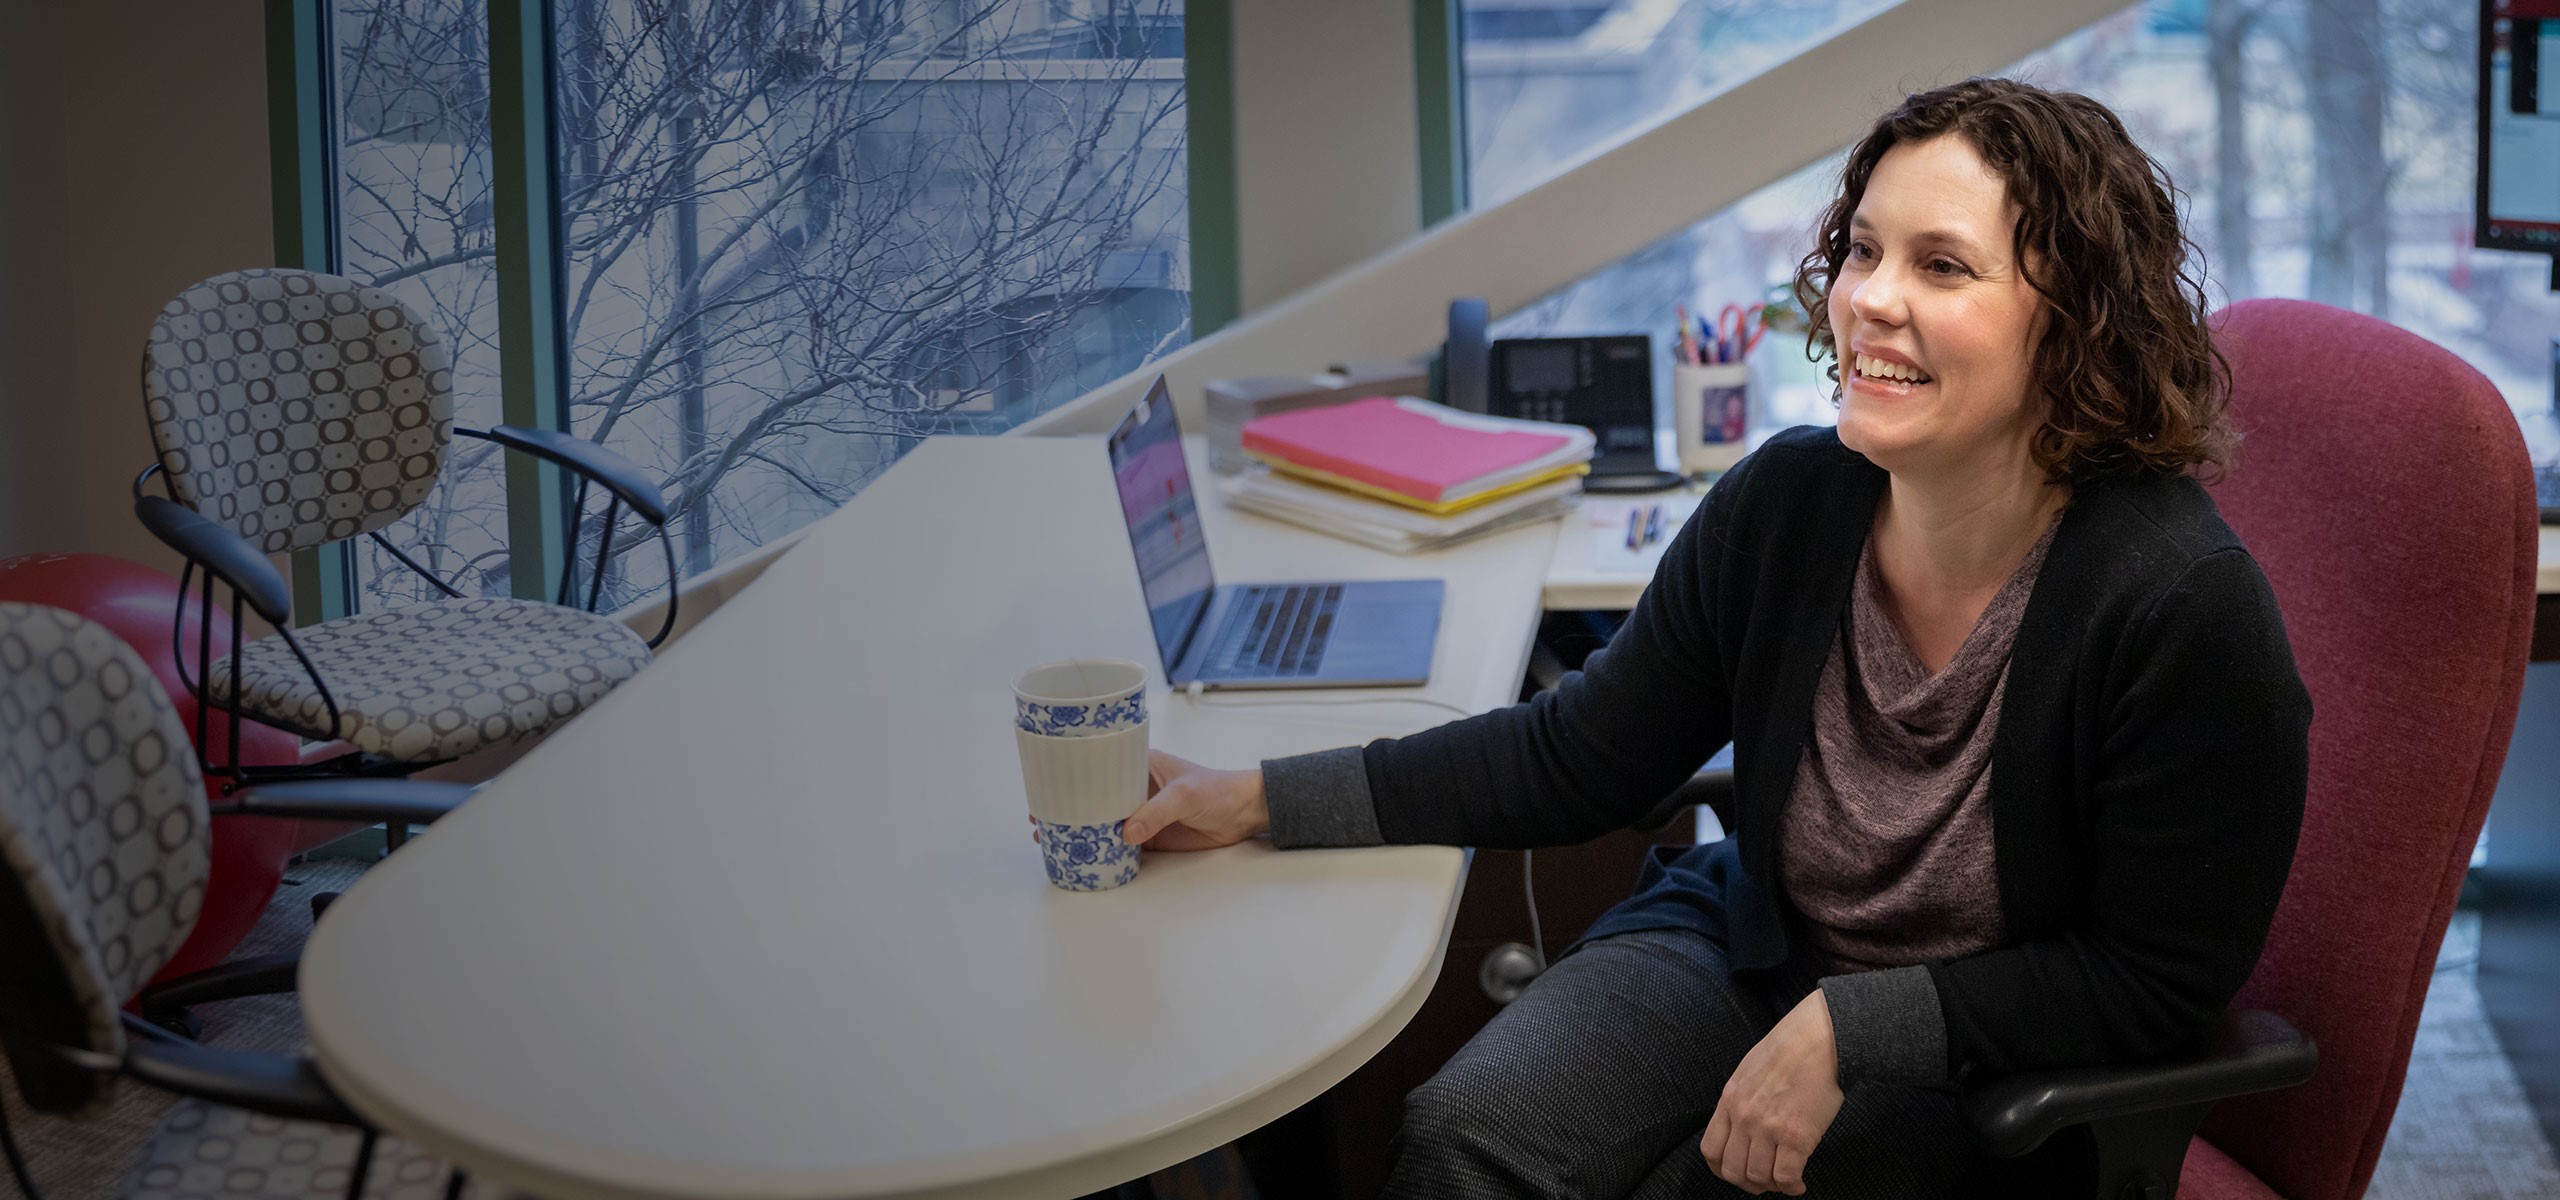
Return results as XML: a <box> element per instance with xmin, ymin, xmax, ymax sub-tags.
<box><xmin>1672</xmin><ymin>361</ymin><xmax>1752</xmax><ymax>475</ymax></box>
<box><xmin>1015</xmin><ymin>724</ymin><xmax>1151</xmax><ymax>891</ymax></box>
<box><xmin>1013</xmin><ymin>658</ymin><xmax>1148</xmax><ymax>738</ymax></box>
<box><xmin>1013</xmin><ymin>658</ymin><xmax>1151</xmax><ymax>891</ymax></box>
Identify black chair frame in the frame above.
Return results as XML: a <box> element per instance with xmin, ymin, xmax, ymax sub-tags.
<box><xmin>133</xmin><ymin>424</ymin><xmax>678</xmax><ymax>792</ymax></box>
<box><xmin>0</xmin><ymin>781</ymin><xmax>473</xmax><ymax>1200</ymax></box>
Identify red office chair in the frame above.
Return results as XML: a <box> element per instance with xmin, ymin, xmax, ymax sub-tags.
<box><xmin>2189</xmin><ymin>304</ymin><xmax>2535</xmax><ymax>1193</ymax></box>
<box><xmin>1965</xmin><ymin>299</ymin><xmax>2537</xmax><ymax>1197</ymax></box>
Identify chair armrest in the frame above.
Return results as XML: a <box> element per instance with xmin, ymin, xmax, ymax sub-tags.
<box><xmin>133</xmin><ymin>496</ymin><xmax>291</xmax><ymax>625</ymax></box>
<box><xmin>464</xmin><ymin>424</ymin><xmax>668</xmax><ymax>526</ymax></box>
<box><xmin>1638</xmin><ymin>767</ymin><xmax>1733</xmax><ymax>834</ymax></box>
<box><xmin>1963</xmin><ymin>1009</ymin><xmax>2317</xmax><ymax>1157</ymax></box>
<box><xmin>120</xmin><ymin>1015</ymin><xmax>359</xmax><ymax>1125</ymax></box>
<box><xmin>222</xmin><ymin>779</ymin><xmax>474</xmax><ymax>826</ymax></box>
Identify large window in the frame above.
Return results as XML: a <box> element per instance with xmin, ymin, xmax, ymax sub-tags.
<box><xmin>1471</xmin><ymin>0</ymin><xmax>2560</xmax><ymax>454</ymax></box>
<box><xmin>553</xmin><ymin>0</ymin><xmax>1189</xmax><ymax>606</ymax></box>
<box><xmin>302</xmin><ymin>0</ymin><xmax>1191</xmax><ymax>613</ymax></box>
<box><xmin>1464</xmin><ymin>0</ymin><xmax>1896</xmax><ymax>206</ymax></box>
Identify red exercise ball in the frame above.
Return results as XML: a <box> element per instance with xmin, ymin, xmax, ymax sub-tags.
<box><xmin>0</xmin><ymin>553</ymin><xmax>302</xmax><ymax>987</ymax></box>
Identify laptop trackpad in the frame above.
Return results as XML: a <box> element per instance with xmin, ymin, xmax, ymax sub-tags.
<box><xmin>1320</xmin><ymin>586</ymin><xmax>1441</xmax><ymax>677</ymax></box>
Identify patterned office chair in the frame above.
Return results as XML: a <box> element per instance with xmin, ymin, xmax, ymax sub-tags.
<box><xmin>0</xmin><ymin>602</ymin><xmax>491</xmax><ymax>1200</ymax></box>
<box><xmin>135</xmin><ymin>268</ymin><xmax>675</xmax><ymax>783</ymax></box>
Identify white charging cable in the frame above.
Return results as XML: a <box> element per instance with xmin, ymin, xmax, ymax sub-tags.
<box><xmin>1179</xmin><ymin>685</ymin><xmax>1477</xmax><ymax>720</ymax></box>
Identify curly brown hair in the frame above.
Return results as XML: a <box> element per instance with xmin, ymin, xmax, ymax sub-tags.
<box><xmin>1791</xmin><ymin>77</ymin><xmax>2234</xmax><ymax>484</ymax></box>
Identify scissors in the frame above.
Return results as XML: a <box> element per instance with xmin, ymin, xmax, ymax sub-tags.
<box><xmin>1714</xmin><ymin>303</ymin><xmax>1768</xmax><ymax>363</ymax></box>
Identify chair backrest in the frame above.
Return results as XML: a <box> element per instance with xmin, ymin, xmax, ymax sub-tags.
<box><xmin>2197</xmin><ymin>300</ymin><xmax>2536</xmax><ymax>1199</ymax></box>
<box><xmin>141</xmin><ymin>268</ymin><xmax>454</xmax><ymax>555</ymax></box>
<box><xmin>0</xmin><ymin>603</ymin><xmax>209</xmax><ymax>1113</ymax></box>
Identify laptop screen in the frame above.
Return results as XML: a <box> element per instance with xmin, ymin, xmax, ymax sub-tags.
<box><xmin>1107</xmin><ymin>377</ymin><xmax>1215</xmax><ymax>672</ymax></box>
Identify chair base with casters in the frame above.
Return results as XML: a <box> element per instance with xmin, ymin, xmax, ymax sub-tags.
<box><xmin>134</xmin><ymin>954</ymin><xmax>297</xmax><ymax>1040</ymax></box>
<box><xmin>129</xmin><ymin>782</ymin><xmax>473</xmax><ymax>1040</ymax></box>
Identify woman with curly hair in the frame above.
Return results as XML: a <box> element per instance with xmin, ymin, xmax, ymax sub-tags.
<box><xmin>1114</xmin><ymin>77</ymin><xmax>2310</xmax><ymax>1197</ymax></box>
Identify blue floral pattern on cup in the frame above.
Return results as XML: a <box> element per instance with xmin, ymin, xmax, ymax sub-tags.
<box><xmin>1036</xmin><ymin>819</ymin><xmax>1142</xmax><ymax>891</ymax></box>
<box><xmin>1015</xmin><ymin>690</ymin><xmax>1147</xmax><ymax>738</ymax></box>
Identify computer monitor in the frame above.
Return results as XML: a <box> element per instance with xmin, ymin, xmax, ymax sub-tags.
<box><xmin>2477</xmin><ymin>0</ymin><xmax>2560</xmax><ymax>264</ymax></box>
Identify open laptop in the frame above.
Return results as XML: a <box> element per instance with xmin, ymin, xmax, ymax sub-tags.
<box><xmin>1108</xmin><ymin>376</ymin><xmax>1444</xmax><ymax>689</ymax></box>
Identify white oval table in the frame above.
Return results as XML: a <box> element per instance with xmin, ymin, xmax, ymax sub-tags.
<box><xmin>297</xmin><ymin>434</ymin><xmax>1558</xmax><ymax>1198</ymax></box>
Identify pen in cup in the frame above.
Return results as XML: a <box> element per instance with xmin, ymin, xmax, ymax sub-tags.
<box><xmin>1644</xmin><ymin>504</ymin><xmax>1663</xmax><ymax>546</ymax></box>
<box><xmin>1625</xmin><ymin>507</ymin><xmax>1644</xmax><ymax>552</ymax></box>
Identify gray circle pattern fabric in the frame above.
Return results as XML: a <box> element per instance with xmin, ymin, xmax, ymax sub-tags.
<box><xmin>142</xmin><ymin>268</ymin><xmax>454</xmax><ymax>555</ymax></box>
<box><xmin>207</xmin><ymin>598</ymin><xmax>652</xmax><ymax>763</ymax></box>
<box><xmin>121</xmin><ymin>1101</ymin><xmax>507</xmax><ymax>1200</ymax></box>
<box><xmin>0</xmin><ymin>603</ymin><xmax>208</xmax><ymax>1073</ymax></box>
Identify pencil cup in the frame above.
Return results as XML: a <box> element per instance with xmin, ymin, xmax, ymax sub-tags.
<box><xmin>1673</xmin><ymin>362</ymin><xmax>1752</xmax><ymax>475</ymax></box>
<box><xmin>1013</xmin><ymin>658</ymin><xmax>1151</xmax><ymax>891</ymax></box>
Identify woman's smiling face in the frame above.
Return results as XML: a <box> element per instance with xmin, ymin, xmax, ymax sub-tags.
<box><xmin>1828</xmin><ymin>134</ymin><xmax>2050</xmax><ymax>478</ymax></box>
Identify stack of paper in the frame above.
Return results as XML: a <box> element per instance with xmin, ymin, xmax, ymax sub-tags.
<box><xmin>1219</xmin><ymin>466</ymin><xmax>1580</xmax><ymax>553</ymax></box>
<box><xmin>1222</xmin><ymin>397</ymin><xmax>1593</xmax><ymax>553</ymax></box>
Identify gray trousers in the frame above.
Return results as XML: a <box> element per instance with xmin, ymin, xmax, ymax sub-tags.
<box><xmin>1380</xmin><ymin>929</ymin><xmax>1988</xmax><ymax>1199</ymax></box>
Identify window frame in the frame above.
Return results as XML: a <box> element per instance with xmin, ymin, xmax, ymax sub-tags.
<box><xmin>266</xmin><ymin>0</ymin><xmax>359</xmax><ymax>623</ymax></box>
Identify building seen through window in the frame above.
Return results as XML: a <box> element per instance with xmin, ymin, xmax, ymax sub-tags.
<box><xmin>556</xmin><ymin>0</ymin><xmax>1188</xmax><ymax>608</ymax></box>
<box><xmin>330</xmin><ymin>0</ymin><xmax>1190</xmax><ymax>609</ymax></box>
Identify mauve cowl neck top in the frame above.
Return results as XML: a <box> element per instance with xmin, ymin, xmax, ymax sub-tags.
<box><xmin>1779</xmin><ymin>513</ymin><xmax>2060</xmax><ymax>973</ymax></box>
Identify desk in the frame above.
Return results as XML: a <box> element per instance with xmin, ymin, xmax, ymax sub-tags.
<box><xmin>1553</xmin><ymin>494</ymin><xmax>2560</xmax><ymax>613</ymax></box>
<box><xmin>296</xmin><ymin>435</ymin><xmax>1559</xmax><ymax>1199</ymax></box>
<box><xmin>1540</xmin><ymin>491</ymin><xmax>1707</xmax><ymax>610</ymax></box>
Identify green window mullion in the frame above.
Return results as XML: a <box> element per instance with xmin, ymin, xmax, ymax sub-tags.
<box><xmin>489</xmin><ymin>0</ymin><xmax>572</xmax><ymax>602</ymax></box>
<box><xmin>1184</xmin><ymin>0</ymin><xmax>1240</xmax><ymax>337</ymax></box>
<box><xmin>266</xmin><ymin>0</ymin><xmax>357</xmax><ymax>626</ymax></box>
<box><xmin>1414</xmin><ymin>0</ymin><xmax>1468</xmax><ymax>227</ymax></box>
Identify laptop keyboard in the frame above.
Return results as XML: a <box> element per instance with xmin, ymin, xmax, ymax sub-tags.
<box><xmin>1205</xmin><ymin>585</ymin><xmax>1342</xmax><ymax>677</ymax></box>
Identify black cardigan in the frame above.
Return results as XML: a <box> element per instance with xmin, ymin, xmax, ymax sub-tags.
<box><xmin>1262</xmin><ymin>425</ymin><xmax>2310</xmax><ymax>1088</ymax></box>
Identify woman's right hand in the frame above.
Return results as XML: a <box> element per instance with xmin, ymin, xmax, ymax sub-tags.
<box><xmin>1120</xmin><ymin>750</ymin><xmax>1269</xmax><ymax>850</ymax></box>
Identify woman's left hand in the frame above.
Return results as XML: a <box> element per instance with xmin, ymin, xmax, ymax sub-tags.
<box><xmin>1700</xmin><ymin>989</ymin><xmax>1846</xmax><ymax>1195</ymax></box>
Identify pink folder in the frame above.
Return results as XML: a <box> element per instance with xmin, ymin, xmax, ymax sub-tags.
<box><xmin>1239</xmin><ymin>396</ymin><xmax>1577</xmax><ymax>505</ymax></box>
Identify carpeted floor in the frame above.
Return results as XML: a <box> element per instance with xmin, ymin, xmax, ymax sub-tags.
<box><xmin>2365</xmin><ymin>909</ymin><xmax>2560</xmax><ymax>1199</ymax></box>
<box><xmin>5</xmin><ymin>866</ymin><xmax>2553</xmax><ymax>1199</ymax></box>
